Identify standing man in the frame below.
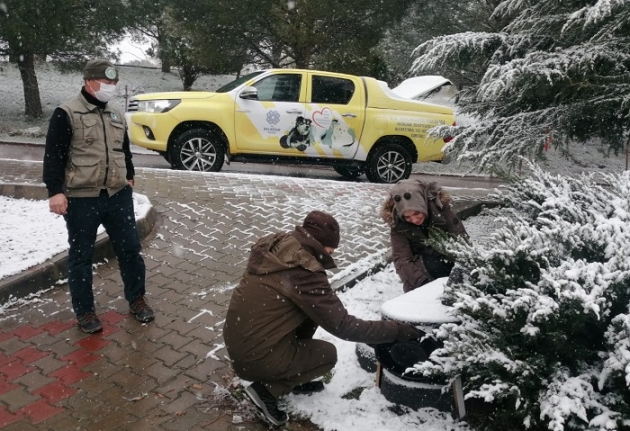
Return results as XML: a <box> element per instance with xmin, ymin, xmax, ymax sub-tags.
<box><xmin>223</xmin><ymin>211</ymin><xmax>422</xmax><ymax>426</ymax></box>
<box><xmin>43</xmin><ymin>59</ymin><xmax>154</xmax><ymax>334</ymax></box>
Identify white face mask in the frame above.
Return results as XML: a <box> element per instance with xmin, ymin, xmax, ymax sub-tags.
<box><xmin>91</xmin><ymin>82</ymin><xmax>117</xmax><ymax>102</ymax></box>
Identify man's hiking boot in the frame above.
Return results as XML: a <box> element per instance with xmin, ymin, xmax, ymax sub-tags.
<box><xmin>291</xmin><ymin>381</ymin><xmax>325</xmax><ymax>395</ymax></box>
<box><xmin>244</xmin><ymin>382</ymin><xmax>288</xmax><ymax>426</ymax></box>
<box><xmin>76</xmin><ymin>312</ymin><xmax>103</xmax><ymax>334</ymax></box>
<box><xmin>129</xmin><ymin>296</ymin><xmax>155</xmax><ymax>323</ymax></box>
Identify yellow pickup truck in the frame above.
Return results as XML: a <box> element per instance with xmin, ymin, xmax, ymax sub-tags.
<box><xmin>126</xmin><ymin>69</ymin><xmax>455</xmax><ymax>183</ymax></box>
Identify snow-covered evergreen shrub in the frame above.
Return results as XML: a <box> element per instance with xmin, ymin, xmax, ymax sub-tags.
<box><xmin>416</xmin><ymin>164</ymin><xmax>630</xmax><ymax>431</ymax></box>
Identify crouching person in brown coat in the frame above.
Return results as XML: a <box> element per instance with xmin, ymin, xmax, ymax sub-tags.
<box><xmin>223</xmin><ymin>211</ymin><xmax>422</xmax><ymax>426</ymax></box>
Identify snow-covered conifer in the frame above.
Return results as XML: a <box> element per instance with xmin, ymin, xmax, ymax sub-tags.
<box><xmin>416</xmin><ymin>163</ymin><xmax>630</xmax><ymax>430</ymax></box>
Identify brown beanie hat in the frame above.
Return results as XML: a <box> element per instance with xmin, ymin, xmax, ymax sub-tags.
<box><xmin>83</xmin><ymin>59</ymin><xmax>119</xmax><ymax>82</ymax></box>
<box><xmin>302</xmin><ymin>211</ymin><xmax>340</xmax><ymax>249</ymax></box>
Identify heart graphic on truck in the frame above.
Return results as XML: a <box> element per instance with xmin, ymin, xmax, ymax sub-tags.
<box><xmin>312</xmin><ymin>107</ymin><xmax>333</xmax><ymax>130</ymax></box>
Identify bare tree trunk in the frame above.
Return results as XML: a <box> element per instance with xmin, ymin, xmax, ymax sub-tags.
<box><xmin>161</xmin><ymin>58</ymin><xmax>171</xmax><ymax>73</ymax></box>
<box><xmin>179</xmin><ymin>64</ymin><xmax>198</xmax><ymax>91</ymax></box>
<box><xmin>17</xmin><ymin>53</ymin><xmax>43</xmax><ymax>118</ymax></box>
<box><xmin>158</xmin><ymin>37</ymin><xmax>171</xmax><ymax>73</ymax></box>
<box><xmin>293</xmin><ymin>48</ymin><xmax>312</xmax><ymax>69</ymax></box>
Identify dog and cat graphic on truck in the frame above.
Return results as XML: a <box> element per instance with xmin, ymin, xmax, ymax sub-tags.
<box><xmin>279</xmin><ymin>110</ymin><xmax>357</xmax><ymax>156</ymax></box>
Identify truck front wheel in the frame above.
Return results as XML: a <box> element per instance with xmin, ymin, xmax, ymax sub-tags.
<box><xmin>365</xmin><ymin>143</ymin><xmax>412</xmax><ymax>183</ymax></box>
<box><xmin>169</xmin><ymin>128</ymin><xmax>225</xmax><ymax>172</ymax></box>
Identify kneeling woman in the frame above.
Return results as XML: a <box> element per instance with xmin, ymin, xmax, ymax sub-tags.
<box><xmin>381</xmin><ymin>179</ymin><xmax>467</xmax><ymax>292</ymax></box>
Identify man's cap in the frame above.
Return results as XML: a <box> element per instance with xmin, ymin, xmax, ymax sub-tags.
<box><xmin>83</xmin><ymin>59</ymin><xmax>119</xmax><ymax>82</ymax></box>
<box><xmin>302</xmin><ymin>211</ymin><xmax>340</xmax><ymax>249</ymax></box>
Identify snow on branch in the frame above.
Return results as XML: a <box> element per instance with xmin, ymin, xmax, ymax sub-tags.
<box><xmin>410</xmin><ymin>32</ymin><xmax>505</xmax><ymax>79</ymax></box>
<box><xmin>492</xmin><ymin>0</ymin><xmax>535</xmax><ymax>20</ymax></box>
<box><xmin>568</xmin><ymin>0</ymin><xmax>630</xmax><ymax>27</ymax></box>
<box><xmin>540</xmin><ymin>370</ymin><xmax>601</xmax><ymax>431</ymax></box>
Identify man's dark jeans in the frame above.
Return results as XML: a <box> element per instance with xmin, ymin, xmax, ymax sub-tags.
<box><xmin>64</xmin><ymin>186</ymin><xmax>145</xmax><ymax>316</ymax></box>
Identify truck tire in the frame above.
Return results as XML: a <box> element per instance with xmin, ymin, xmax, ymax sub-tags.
<box><xmin>379</xmin><ymin>369</ymin><xmax>451</xmax><ymax>412</ymax></box>
<box><xmin>365</xmin><ymin>143</ymin><xmax>412</xmax><ymax>183</ymax></box>
<box><xmin>333</xmin><ymin>164</ymin><xmax>365</xmax><ymax>179</ymax></box>
<box><xmin>169</xmin><ymin>128</ymin><xmax>225</xmax><ymax>172</ymax></box>
<box><xmin>355</xmin><ymin>343</ymin><xmax>377</xmax><ymax>373</ymax></box>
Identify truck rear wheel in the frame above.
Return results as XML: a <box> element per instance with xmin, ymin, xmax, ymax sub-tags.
<box><xmin>333</xmin><ymin>164</ymin><xmax>365</xmax><ymax>179</ymax></box>
<box><xmin>365</xmin><ymin>143</ymin><xmax>412</xmax><ymax>183</ymax></box>
<box><xmin>169</xmin><ymin>128</ymin><xmax>225</xmax><ymax>172</ymax></box>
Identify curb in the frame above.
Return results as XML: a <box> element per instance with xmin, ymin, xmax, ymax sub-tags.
<box><xmin>0</xmin><ymin>140</ymin><xmax>45</xmax><ymax>147</ymax></box>
<box><xmin>0</xmin><ymin>140</ymin><xmax>502</xmax><ymax>181</ymax></box>
<box><xmin>0</xmin><ymin>183</ymin><xmax>49</xmax><ymax>200</ymax></box>
<box><xmin>0</xmin><ymin>187</ymin><xmax>159</xmax><ymax>304</ymax></box>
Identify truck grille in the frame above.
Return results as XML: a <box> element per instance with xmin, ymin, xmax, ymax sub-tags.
<box><xmin>126</xmin><ymin>99</ymin><xmax>139</xmax><ymax>112</ymax></box>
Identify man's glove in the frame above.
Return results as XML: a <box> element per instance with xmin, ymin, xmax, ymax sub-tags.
<box><xmin>396</xmin><ymin>323</ymin><xmax>424</xmax><ymax>341</ymax></box>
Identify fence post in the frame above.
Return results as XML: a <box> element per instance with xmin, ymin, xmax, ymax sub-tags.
<box><xmin>626</xmin><ymin>135</ymin><xmax>629</xmax><ymax>171</ymax></box>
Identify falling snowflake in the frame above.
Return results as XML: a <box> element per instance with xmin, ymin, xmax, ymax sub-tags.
<box><xmin>266</xmin><ymin>110</ymin><xmax>280</xmax><ymax>125</ymax></box>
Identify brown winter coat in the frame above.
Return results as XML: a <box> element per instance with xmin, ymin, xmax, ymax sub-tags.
<box><xmin>381</xmin><ymin>180</ymin><xmax>467</xmax><ymax>292</ymax></box>
<box><xmin>223</xmin><ymin>226</ymin><xmax>412</xmax><ymax>366</ymax></box>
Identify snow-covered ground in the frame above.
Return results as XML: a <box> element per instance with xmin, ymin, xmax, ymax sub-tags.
<box><xmin>0</xmin><ymin>193</ymin><xmax>152</xmax><ymax>280</ymax></box>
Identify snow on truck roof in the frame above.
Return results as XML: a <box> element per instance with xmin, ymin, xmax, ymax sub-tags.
<box><xmin>390</xmin><ymin>76</ymin><xmax>452</xmax><ymax>100</ymax></box>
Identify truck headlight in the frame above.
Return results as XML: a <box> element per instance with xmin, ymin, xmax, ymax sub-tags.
<box><xmin>137</xmin><ymin>99</ymin><xmax>181</xmax><ymax>113</ymax></box>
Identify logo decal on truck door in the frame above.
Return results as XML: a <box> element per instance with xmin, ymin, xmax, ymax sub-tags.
<box><xmin>266</xmin><ymin>110</ymin><xmax>281</xmax><ymax>125</ymax></box>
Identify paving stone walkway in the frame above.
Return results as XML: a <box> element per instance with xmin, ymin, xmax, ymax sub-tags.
<box><xmin>0</xmin><ymin>159</ymin><xmax>495</xmax><ymax>430</ymax></box>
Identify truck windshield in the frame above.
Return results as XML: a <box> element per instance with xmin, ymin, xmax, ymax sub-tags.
<box><xmin>216</xmin><ymin>71</ymin><xmax>265</xmax><ymax>93</ymax></box>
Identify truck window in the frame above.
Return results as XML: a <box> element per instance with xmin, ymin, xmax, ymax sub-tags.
<box><xmin>215</xmin><ymin>71</ymin><xmax>264</xmax><ymax>93</ymax></box>
<box><xmin>253</xmin><ymin>74</ymin><xmax>302</xmax><ymax>102</ymax></box>
<box><xmin>311</xmin><ymin>76</ymin><xmax>355</xmax><ymax>105</ymax></box>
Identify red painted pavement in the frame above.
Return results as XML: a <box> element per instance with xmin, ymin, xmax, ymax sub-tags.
<box><xmin>0</xmin><ymin>311</ymin><xmax>126</xmax><ymax>427</ymax></box>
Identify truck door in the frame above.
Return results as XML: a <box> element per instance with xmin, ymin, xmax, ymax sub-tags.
<box><xmin>304</xmin><ymin>73</ymin><xmax>366</xmax><ymax>159</ymax></box>
<box><xmin>233</xmin><ymin>73</ymin><xmax>307</xmax><ymax>154</ymax></box>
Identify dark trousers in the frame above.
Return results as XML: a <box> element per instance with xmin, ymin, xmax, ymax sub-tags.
<box><xmin>232</xmin><ymin>321</ymin><xmax>337</xmax><ymax>398</ymax></box>
<box><xmin>64</xmin><ymin>186</ymin><xmax>145</xmax><ymax>316</ymax></box>
<box><xmin>233</xmin><ymin>340</ymin><xmax>337</xmax><ymax>399</ymax></box>
<box><xmin>423</xmin><ymin>253</ymin><xmax>455</xmax><ymax>280</ymax></box>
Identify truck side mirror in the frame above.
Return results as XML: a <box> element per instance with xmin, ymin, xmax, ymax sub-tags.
<box><xmin>239</xmin><ymin>86</ymin><xmax>258</xmax><ymax>100</ymax></box>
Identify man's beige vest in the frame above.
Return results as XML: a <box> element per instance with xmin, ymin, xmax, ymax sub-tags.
<box><xmin>59</xmin><ymin>94</ymin><xmax>128</xmax><ymax>197</ymax></box>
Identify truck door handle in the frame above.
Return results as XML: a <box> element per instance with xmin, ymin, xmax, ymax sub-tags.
<box><xmin>286</xmin><ymin>109</ymin><xmax>303</xmax><ymax>114</ymax></box>
<box><xmin>236</xmin><ymin>109</ymin><xmax>250</xmax><ymax>113</ymax></box>
<box><xmin>342</xmin><ymin>113</ymin><xmax>357</xmax><ymax>118</ymax></box>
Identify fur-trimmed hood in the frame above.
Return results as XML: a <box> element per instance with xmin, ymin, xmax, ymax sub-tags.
<box><xmin>381</xmin><ymin>180</ymin><xmax>452</xmax><ymax>227</ymax></box>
